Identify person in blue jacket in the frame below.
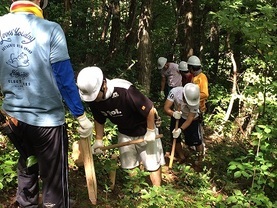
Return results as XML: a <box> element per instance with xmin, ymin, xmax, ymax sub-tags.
<box><xmin>0</xmin><ymin>0</ymin><xmax>93</xmax><ymax>207</ymax></box>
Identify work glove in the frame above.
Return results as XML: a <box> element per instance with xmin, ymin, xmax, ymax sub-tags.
<box><xmin>160</xmin><ymin>91</ymin><xmax>165</xmax><ymax>99</ymax></box>
<box><xmin>172</xmin><ymin>128</ymin><xmax>182</xmax><ymax>138</ymax></box>
<box><xmin>144</xmin><ymin>128</ymin><xmax>156</xmax><ymax>142</ymax></box>
<box><xmin>77</xmin><ymin>113</ymin><xmax>93</xmax><ymax>138</ymax></box>
<box><xmin>172</xmin><ymin>111</ymin><xmax>182</xmax><ymax>120</ymax></box>
<box><xmin>92</xmin><ymin>139</ymin><xmax>104</xmax><ymax>154</ymax></box>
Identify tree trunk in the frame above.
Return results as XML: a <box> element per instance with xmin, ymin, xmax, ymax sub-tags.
<box><xmin>101</xmin><ymin>2</ymin><xmax>112</xmax><ymax>42</ymax></box>
<box><xmin>224</xmin><ymin>52</ymin><xmax>238</xmax><ymax>121</ymax></box>
<box><xmin>137</xmin><ymin>0</ymin><xmax>153</xmax><ymax>95</ymax></box>
<box><xmin>109</xmin><ymin>0</ymin><xmax>120</xmax><ymax>54</ymax></box>
<box><xmin>124</xmin><ymin>0</ymin><xmax>138</xmax><ymax>62</ymax></box>
<box><xmin>209</xmin><ymin>22</ymin><xmax>220</xmax><ymax>82</ymax></box>
<box><xmin>71</xmin><ymin>0</ymin><xmax>89</xmax><ymax>64</ymax></box>
<box><xmin>181</xmin><ymin>0</ymin><xmax>194</xmax><ymax>58</ymax></box>
<box><xmin>176</xmin><ymin>0</ymin><xmax>185</xmax><ymax>60</ymax></box>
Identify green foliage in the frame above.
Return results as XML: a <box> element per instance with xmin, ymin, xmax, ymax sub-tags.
<box><xmin>210</xmin><ymin>0</ymin><xmax>276</xmax><ymax>68</ymax></box>
<box><xmin>139</xmin><ymin>185</ymin><xmax>186</xmax><ymax>208</ymax></box>
<box><xmin>0</xmin><ymin>139</ymin><xmax>18</xmax><ymax>190</ymax></box>
<box><xmin>0</xmin><ymin>2</ymin><xmax>9</xmax><ymax>16</ymax></box>
<box><xmin>226</xmin><ymin>122</ymin><xmax>277</xmax><ymax>207</ymax></box>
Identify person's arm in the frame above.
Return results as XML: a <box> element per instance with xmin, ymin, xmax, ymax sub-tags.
<box><xmin>146</xmin><ymin>107</ymin><xmax>155</xmax><ymax>130</ymax></box>
<box><xmin>161</xmin><ymin>76</ymin><xmax>166</xmax><ymax>92</ymax></box>
<box><xmin>51</xmin><ymin>59</ymin><xmax>84</xmax><ymax>117</ymax></box>
<box><xmin>172</xmin><ymin>112</ymin><xmax>195</xmax><ymax>138</ymax></box>
<box><xmin>200</xmin><ymin>75</ymin><xmax>209</xmax><ymax>100</ymax></box>
<box><xmin>144</xmin><ymin>107</ymin><xmax>156</xmax><ymax>142</ymax></box>
<box><xmin>179</xmin><ymin>112</ymin><xmax>195</xmax><ymax>131</ymax></box>
<box><xmin>164</xmin><ymin>99</ymin><xmax>174</xmax><ymax>117</ymax></box>
<box><xmin>52</xmin><ymin>60</ymin><xmax>93</xmax><ymax>138</ymax></box>
<box><xmin>94</xmin><ymin>120</ymin><xmax>104</xmax><ymax>140</ymax></box>
<box><xmin>91</xmin><ymin>120</ymin><xmax>105</xmax><ymax>154</ymax></box>
<box><xmin>164</xmin><ymin>98</ymin><xmax>182</xmax><ymax>119</ymax></box>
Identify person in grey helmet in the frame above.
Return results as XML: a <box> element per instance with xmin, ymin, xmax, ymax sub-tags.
<box><xmin>164</xmin><ymin>83</ymin><xmax>204</xmax><ymax>169</ymax></box>
<box><xmin>0</xmin><ymin>0</ymin><xmax>93</xmax><ymax>207</ymax></box>
<box><xmin>157</xmin><ymin>57</ymin><xmax>182</xmax><ymax>99</ymax></box>
<box><xmin>178</xmin><ymin>61</ymin><xmax>193</xmax><ymax>86</ymax></box>
<box><xmin>187</xmin><ymin>56</ymin><xmax>209</xmax><ymax>113</ymax></box>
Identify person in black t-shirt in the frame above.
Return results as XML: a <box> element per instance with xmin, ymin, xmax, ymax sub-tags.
<box><xmin>77</xmin><ymin>66</ymin><xmax>165</xmax><ymax>186</ymax></box>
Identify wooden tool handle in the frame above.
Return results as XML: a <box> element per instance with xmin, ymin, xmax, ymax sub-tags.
<box><xmin>169</xmin><ymin>104</ymin><xmax>181</xmax><ymax>169</ymax></box>
<box><xmin>99</xmin><ymin>134</ymin><xmax>163</xmax><ymax>151</ymax></box>
<box><xmin>79</xmin><ymin>137</ymin><xmax>97</xmax><ymax>205</ymax></box>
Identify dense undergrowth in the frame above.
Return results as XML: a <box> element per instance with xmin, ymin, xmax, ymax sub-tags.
<box><xmin>1</xmin><ymin>76</ymin><xmax>276</xmax><ymax>207</ymax></box>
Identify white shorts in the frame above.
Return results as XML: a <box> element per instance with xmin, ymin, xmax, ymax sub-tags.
<box><xmin>118</xmin><ymin>132</ymin><xmax>165</xmax><ymax>171</ymax></box>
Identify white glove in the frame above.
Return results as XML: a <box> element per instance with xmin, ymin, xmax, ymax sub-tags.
<box><xmin>92</xmin><ymin>139</ymin><xmax>104</xmax><ymax>154</ymax></box>
<box><xmin>77</xmin><ymin>113</ymin><xmax>93</xmax><ymax>138</ymax></box>
<box><xmin>160</xmin><ymin>91</ymin><xmax>165</xmax><ymax>99</ymax></box>
<box><xmin>144</xmin><ymin>128</ymin><xmax>156</xmax><ymax>142</ymax></box>
<box><xmin>172</xmin><ymin>128</ymin><xmax>182</xmax><ymax>138</ymax></box>
<box><xmin>172</xmin><ymin>111</ymin><xmax>182</xmax><ymax>119</ymax></box>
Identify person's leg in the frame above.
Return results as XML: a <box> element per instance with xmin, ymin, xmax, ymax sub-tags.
<box><xmin>149</xmin><ymin>167</ymin><xmax>162</xmax><ymax>186</ymax></box>
<box><xmin>13</xmin><ymin>122</ymin><xmax>39</xmax><ymax>208</ymax></box>
<box><xmin>196</xmin><ymin>144</ymin><xmax>204</xmax><ymax>164</ymax></box>
<box><xmin>139</xmin><ymin>138</ymin><xmax>165</xmax><ymax>186</ymax></box>
<box><xmin>16</xmin><ymin>157</ymin><xmax>39</xmax><ymax>208</ymax></box>
<box><xmin>175</xmin><ymin>142</ymin><xmax>185</xmax><ymax>161</ymax></box>
<box><xmin>118</xmin><ymin>133</ymin><xmax>140</xmax><ymax>169</ymax></box>
<box><xmin>184</xmin><ymin>120</ymin><xmax>203</xmax><ymax>166</ymax></box>
<box><xmin>31</xmin><ymin>125</ymin><xmax>70</xmax><ymax>207</ymax></box>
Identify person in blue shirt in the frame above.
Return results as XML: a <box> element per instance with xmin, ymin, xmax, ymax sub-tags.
<box><xmin>0</xmin><ymin>0</ymin><xmax>93</xmax><ymax>207</ymax></box>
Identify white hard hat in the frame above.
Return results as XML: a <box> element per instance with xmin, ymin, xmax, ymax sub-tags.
<box><xmin>77</xmin><ymin>67</ymin><xmax>103</xmax><ymax>102</ymax></box>
<box><xmin>40</xmin><ymin>0</ymin><xmax>49</xmax><ymax>9</ymax></box>
<box><xmin>187</xmin><ymin>55</ymin><xmax>201</xmax><ymax>66</ymax></box>
<box><xmin>157</xmin><ymin>57</ymin><xmax>167</xmax><ymax>69</ymax></box>
<box><xmin>178</xmin><ymin>61</ymin><xmax>188</xmax><ymax>72</ymax></box>
<box><xmin>183</xmin><ymin>83</ymin><xmax>200</xmax><ymax>106</ymax></box>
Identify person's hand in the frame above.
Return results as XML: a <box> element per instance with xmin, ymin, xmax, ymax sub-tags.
<box><xmin>172</xmin><ymin>128</ymin><xmax>182</xmax><ymax>138</ymax></box>
<box><xmin>92</xmin><ymin>139</ymin><xmax>104</xmax><ymax>154</ymax></box>
<box><xmin>160</xmin><ymin>91</ymin><xmax>165</xmax><ymax>99</ymax></box>
<box><xmin>173</xmin><ymin>111</ymin><xmax>182</xmax><ymax>119</ymax></box>
<box><xmin>77</xmin><ymin>113</ymin><xmax>93</xmax><ymax>138</ymax></box>
<box><xmin>144</xmin><ymin>128</ymin><xmax>156</xmax><ymax>142</ymax></box>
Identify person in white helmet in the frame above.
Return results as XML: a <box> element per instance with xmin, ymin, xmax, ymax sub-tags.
<box><xmin>164</xmin><ymin>83</ymin><xmax>204</xmax><ymax>169</ymax></box>
<box><xmin>157</xmin><ymin>57</ymin><xmax>182</xmax><ymax>99</ymax></box>
<box><xmin>77</xmin><ymin>66</ymin><xmax>165</xmax><ymax>186</ymax></box>
<box><xmin>187</xmin><ymin>55</ymin><xmax>209</xmax><ymax>113</ymax></box>
<box><xmin>0</xmin><ymin>0</ymin><xmax>93</xmax><ymax>207</ymax></box>
<box><xmin>178</xmin><ymin>61</ymin><xmax>193</xmax><ymax>86</ymax></box>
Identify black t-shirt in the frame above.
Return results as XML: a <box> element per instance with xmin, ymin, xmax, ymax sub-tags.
<box><xmin>87</xmin><ymin>80</ymin><xmax>153</xmax><ymax>137</ymax></box>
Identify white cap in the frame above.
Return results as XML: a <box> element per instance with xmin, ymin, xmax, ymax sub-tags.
<box><xmin>157</xmin><ymin>57</ymin><xmax>167</xmax><ymax>69</ymax></box>
<box><xmin>178</xmin><ymin>61</ymin><xmax>188</xmax><ymax>72</ymax></box>
<box><xmin>183</xmin><ymin>83</ymin><xmax>200</xmax><ymax>106</ymax></box>
<box><xmin>77</xmin><ymin>67</ymin><xmax>103</xmax><ymax>102</ymax></box>
<box><xmin>187</xmin><ymin>55</ymin><xmax>201</xmax><ymax>66</ymax></box>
